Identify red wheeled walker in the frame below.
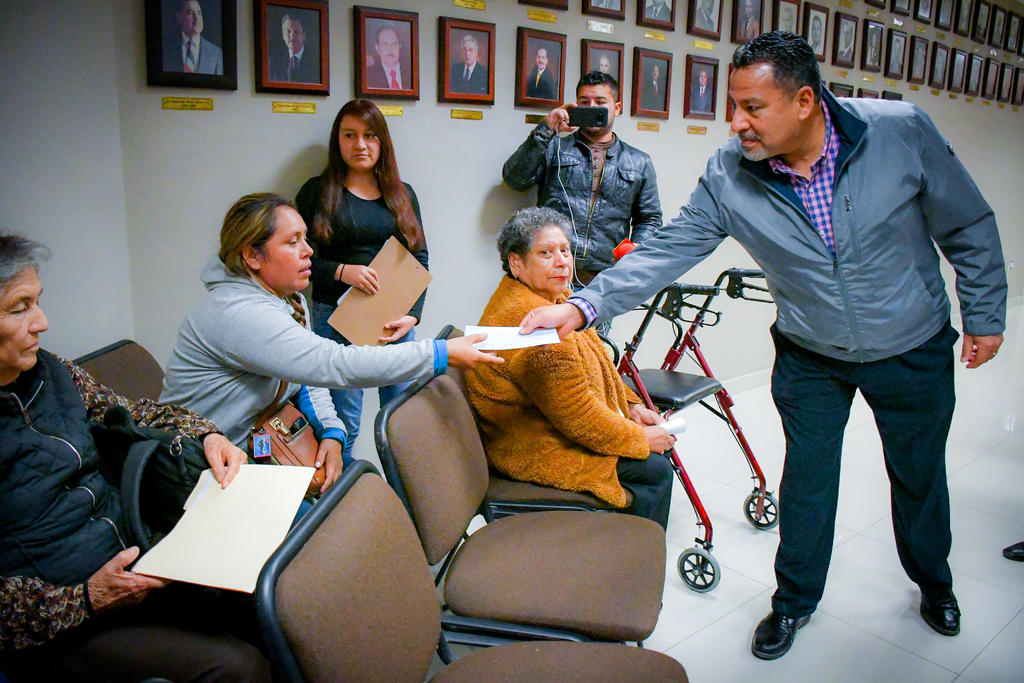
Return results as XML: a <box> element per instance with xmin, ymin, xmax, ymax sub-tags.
<box><xmin>614</xmin><ymin>268</ymin><xmax>777</xmax><ymax>593</ymax></box>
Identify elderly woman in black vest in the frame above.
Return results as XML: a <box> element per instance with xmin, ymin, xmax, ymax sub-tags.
<box><xmin>0</xmin><ymin>234</ymin><xmax>269</xmax><ymax>681</ymax></box>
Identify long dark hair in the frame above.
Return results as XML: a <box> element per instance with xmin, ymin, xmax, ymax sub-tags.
<box><xmin>312</xmin><ymin>99</ymin><xmax>423</xmax><ymax>250</ymax></box>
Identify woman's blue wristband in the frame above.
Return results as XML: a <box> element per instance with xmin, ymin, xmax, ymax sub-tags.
<box><xmin>432</xmin><ymin>338</ymin><xmax>448</xmax><ymax>376</ymax></box>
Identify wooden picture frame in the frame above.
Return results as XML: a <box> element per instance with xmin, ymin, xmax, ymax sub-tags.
<box><xmin>882</xmin><ymin>89</ymin><xmax>904</xmax><ymax>99</ymax></box>
<box><xmin>688</xmin><ymin>0</ymin><xmax>722</xmax><ymax>39</ymax></box>
<box><xmin>583</xmin><ymin>0</ymin><xmax>626</xmax><ymax>21</ymax></box>
<box><xmin>988</xmin><ymin>5</ymin><xmax>1006</xmax><ymax>48</ymax></box>
<box><xmin>725</xmin><ymin>63</ymin><xmax>736</xmax><ymax>121</ymax></box>
<box><xmin>1012</xmin><ymin>67</ymin><xmax>1024</xmax><ymax>106</ymax></box>
<box><xmin>972</xmin><ymin>0</ymin><xmax>990</xmax><ymax>44</ymax></box>
<box><xmin>913</xmin><ymin>0</ymin><xmax>933</xmax><ymax>24</ymax></box>
<box><xmin>934</xmin><ymin>0</ymin><xmax>954</xmax><ymax>30</ymax></box>
<box><xmin>832</xmin><ymin>12</ymin><xmax>857</xmax><ymax>68</ymax></box>
<box><xmin>998</xmin><ymin>61</ymin><xmax>1014</xmax><ymax>102</ymax></box>
<box><xmin>947</xmin><ymin>48</ymin><xmax>967</xmax><ymax>92</ymax></box>
<box><xmin>519</xmin><ymin>0</ymin><xmax>569</xmax><ymax>9</ymax></box>
<box><xmin>254</xmin><ymin>0</ymin><xmax>328</xmax><ymax>96</ymax></box>
<box><xmin>1005</xmin><ymin>12</ymin><xmax>1021</xmax><ymax>53</ymax></box>
<box><xmin>773</xmin><ymin>0</ymin><xmax>800</xmax><ymax>33</ymax></box>
<box><xmin>582</xmin><ymin>39</ymin><xmax>625</xmax><ymax>89</ymax></box>
<box><xmin>632</xmin><ymin>47</ymin><xmax>672</xmax><ymax>118</ymax></box>
<box><xmin>732</xmin><ymin>0</ymin><xmax>764</xmax><ymax>43</ymax></box>
<box><xmin>929</xmin><ymin>41</ymin><xmax>950</xmax><ymax>89</ymax></box>
<box><xmin>684</xmin><ymin>54</ymin><xmax>718</xmax><ymax>119</ymax></box>
<box><xmin>861</xmin><ymin>19</ymin><xmax>884</xmax><ymax>72</ymax></box>
<box><xmin>982</xmin><ymin>56</ymin><xmax>999</xmax><ymax>99</ymax></box>
<box><xmin>857</xmin><ymin>87</ymin><xmax>880</xmax><ymax>97</ymax></box>
<box><xmin>829</xmin><ymin>81</ymin><xmax>854</xmax><ymax>97</ymax></box>
<box><xmin>640</xmin><ymin>0</ymin><xmax>677</xmax><ymax>29</ymax></box>
<box><xmin>965</xmin><ymin>52</ymin><xmax>984</xmax><ymax>95</ymax></box>
<box><xmin>891</xmin><ymin>0</ymin><xmax>912</xmax><ymax>17</ymax></box>
<box><xmin>515</xmin><ymin>27</ymin><xmax>566</xmax><ymax>108</ymax></box>
<box><xmin>146</xmin><ymin>0</ymin><xmax>237</xmax><ymax>90</ymax></box>
<box><xmin>802</xmin><ymin>3</ymin><xmax>829</xmax><ymax>61</ymax></box>
<box><xmin>908</xmin><ymin>35</ymin><xmax>929</xmax><ymax>83</ymax></box>
<box><xmin>864</xmin><ymin>0</ymin><xmax>887</xmax><ymax>8</ymax></box>
<box><xmin>954</xmin><ymin>0</ymin><xmax>974</xmax><ymax>38</ymax></box>
<box><xmin>438</xmin><ymin>17</ymin><xmax>494</xmax><ymax>105</ymax></box>
<box><xmin>353</xmin><ymin>6</ymin><xmax>418</xmax><ymax>100</ymax></box>
<box><xmin>885</xmin><ymin>29</ymin><xmax>908</xmax><ymax>79</ymax></box>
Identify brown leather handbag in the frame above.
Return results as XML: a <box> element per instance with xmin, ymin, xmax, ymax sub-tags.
<box><xmin>251</xmin><ymin>381</ymin><xmax>325</xmax><ymax>496</ymax></box>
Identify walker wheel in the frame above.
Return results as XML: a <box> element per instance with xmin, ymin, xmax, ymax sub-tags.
<box><xmin>677</xmin><ymin>547</ymin><xmax>720</xmax><ymax>592</ymax></box>
<box><xmin>743</xmin><ymin>490</ymin><xmax>780</xmax><ymax>531</ymax></box>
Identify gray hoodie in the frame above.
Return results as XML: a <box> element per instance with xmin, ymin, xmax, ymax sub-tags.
<box><xmin>161</xmin><ymin>259</ymin><xmax>441</xmax><ymax>449</ymax></box>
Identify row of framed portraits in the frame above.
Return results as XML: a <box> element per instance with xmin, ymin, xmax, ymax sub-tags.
<box><xmin>829</xmin><ymin>58</ymin><xmax>1024</xmax><ymax>104</ymax></box>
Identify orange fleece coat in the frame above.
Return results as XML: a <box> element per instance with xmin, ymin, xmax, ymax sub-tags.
<box><xmin>466</xmin><ymin>276</ymin><xmax>650</xmax><ymax>507</ymax></box>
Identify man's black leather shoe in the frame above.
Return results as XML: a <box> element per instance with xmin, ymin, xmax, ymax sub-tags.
<box><xmin>1003</xmin><ymin>541</ymin><xmax>1024</xmax><ymax>561</ymax></box>
<box><xmin>751</xmin><ymin>611</ymin><xmax>811</xmax><ymax>660</ymax></box>
<box><xmin>920</xmin><ymin>591</ymin><xmax>960</xmax><ymax>636</ymax></box>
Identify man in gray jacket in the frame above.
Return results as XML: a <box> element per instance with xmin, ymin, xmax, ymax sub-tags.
<box><xmin>503</xmin><ymin>71</ymin><xmax>662</xmax><ymax>289</ymax></box>
<box><xmin>522</xmin><ymin>31</ymin><xmax>1006</xmax><ymax>659</ymax></box>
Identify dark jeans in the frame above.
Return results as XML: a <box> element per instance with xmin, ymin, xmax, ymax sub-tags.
<box><xmin>617</xmin><ymin>452</ymin><xmax>675</xmax><ymax>530</ymax></box>
<box><xmin>769</xmin><ymin>323</ymin><xmax>958</xmax><ymax>617</ymax></box>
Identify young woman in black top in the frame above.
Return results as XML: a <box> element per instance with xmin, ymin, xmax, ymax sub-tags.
<box><xmin>295</xmin><ymin>99</ymin><xmax>427</xmax><ymax>460</ymax></box>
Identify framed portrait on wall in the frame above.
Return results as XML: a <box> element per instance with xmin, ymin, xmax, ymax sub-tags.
<box><xmin>519</xmin><ymin>0</ymin><xmax>569</xmax><ymax>9</ymax></box>
<box><xmin>914</xmin><ymin>0</ymin><xmax>933</xmax><ymax>24</ymax></box>
<box><xmin>954</xmin><ymin>0</ymin><xmax>974</xmax><ymax>37</ymax></box>
<box><xmin>908</xmin><ymin>35</ymin><xmax>928</xmax><ymax>83</ymax></box>
<box><xmin>929</xmin><ymin>41</ymin><xmax>949</xmax><ymax>90</ymax></box>
<box><xmin>1012</xmin><ymin>67</ymin><xmax>1024</xmax><ymax>106</ymax></box>
<box><xmin>583</xmin><ymin>0</ymin><xmax>626</xmax><ymax>21</ymax></box>
<box><xmin>640</xmin><ymin>0</ymin><xmax>676</xmax><ymax>30</ymax></box>
<box><xmin>988</xmin><ymin>5</ymin><xmax>1006</xmax><ymax>48</ymax></box>
<box><xmin>857</xmin><ymin>88</ymin><xmax>879</xmax><ymax>97</ymax></box>
<box><xmin>885</xmin><ymin>29</ymin><xmax>907</xmax><ymax>79</ymax></box>
<box><xmin>632</xmin><ymin>47</ymin><xmax>672</xmax><ymax>118</ymax></box>
<box><xmin>972</xmin><ymin>0</ymin><xmax>991</xmax><ymax>44</ymax></box>
<box><xmin>582</xmin><ymin>39</ymin><xmax>625</xmax><ymax>88</ymax></box>
<box><xmin>438</xmin><ymin>17</ymin><xmax>494</xmax><ymax>105</ymax></box>
<box><xmin>832</xmin><ymin>13</ymin><xmax>857</xmax><ymax>68</ymax></box>
<box><xmin>965</xmin><ymin>52</ymin><xmax>984</xmax><ymax>95</ymax></box>
<box><xmin>515</xmin><ymin>27</ymin><xmax>566</xmax><ymax>108</ymax></box>
<box><xmin>353</xmin><ymin>6</ymin><xmax>418</xmax><ymax>100</ymax></box>
<box><xmin>998</xmin><ymin>61</ymin><xmax>1014</xmax><ymax>102</ymax></box>
<box><xmin>829</xmin><ymin>82</ymin><xmax>854</xmax><ymax>97</ymax></box>
<box><xmin>688</xmin><ymin>0</ymin><xmax>722</xmax><ymax>38</ymax></box>
<box><xmin>254</xmin><ymin>0</ymin><xmax>328</xmax><ymax>96</ymax></box>
<box><xmin>773</xmin><ymin>0</ymin><xmax>800</xmax><ymax>33</ymax></box>
<box><xmin>933</xmin><ymin>0</ymin><xmax>954</xmax><ymax>30</ymax></box>
<box><xmin>891</xmin><ymin>0</ymin><xmax>912</xmax><ymax>17</ymax></box>
<box><xmin>684</xmin><ymin>55</ymin><xmax>718</xmax><ymax>119</ymax></box>
<box><xmin>802</xmin><ymin>3</ymin><xmax>829</xmax><ymax>61</ymax></box>
<box><xmin>861</xmin><ymin>19</ymin><xmax>884</xmax><ymax>72</ymax></box>
<box><xmin>947</xmin><ymin>48</ymin><xmax>967</xmax><ymax>92</ymax></box>
<box><xmin>982</xmin><ymin>56</ymin><xmax>999</xmax><ymax>98</ymax></box>
<box><xmin>882</xmin><ymin>89</ymin><xmax>903</xmax><ymax>99</ymax></box>
<box><xmin>1005</xmin><ymin>12</ymin><xmax>1021</xmax><ymax>53</ymax></box>
<box><xmin>725</xmin><ymin>64</ymin><xmax>735</xmax><ymax>121</ymax></box>
<box><xmin>864</xmin><ymin>0</ymin><xmax>886</xmax><ymax>8</ymax></box>
<box><xmin>146</xmin><ymin>0</ymin><xmax>237</xmax><ymax>89</ymax></box>
<box><xmin>732</xmin><ymin>0</ymin><xmax>763</xmax><ymax>43</ymax></box>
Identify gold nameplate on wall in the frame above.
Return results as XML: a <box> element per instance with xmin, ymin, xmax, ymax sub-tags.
<box><xmin>637</xmin><ymin>122</ymin><xmax>660</xmax><ymax>132</ymax></box>
<box><xmin>645</xmin><ymin>31</ymin><xmax>667</xmax><ymax>41</ymax></box>
<box><xmin>937</xmin><ymin>31</ymin><xmax>948</xmax><ymax>40</ymax></box>
<box><xmin>451</xmin><ymin>109</ymin><xmax>483</xmax><ymax>120</ymax></box>
<box><xmin>885</xmin><ymin>79</ymin><xmax>896</xmax><ymax>86</ymax></box>
<box><xmin>686</xmin><ymin>125</ymin><xmax>708</xmax><ymax>135</ymax></box>
<box><xmin>693</xmin><ymin>39</ymin><xmax>714</xmax><ymax>50</ymax></box>
<box><xmin>909</xmin><ymin>84</ymin><xmax>920</xmax><ymax>90</ymax></box>
<box><xmin>588</xmin><ymin>19</ymin><xmax>614</xmax><ymax>33</ymax></box>
<box><xmin>948</xmin><ymin>93</ymin><xmax>958</xmax><ymax>99</ymax></box>
<box><xmin>953</xmin><ymin>36</ymin><xmax>963</xmax><ymax>45</ymax></box>
<box><xmin>839</xmin><ymin>0</ymin><xmax>853</xmax><ymax>7</ymax></box>
<box><xmin>931</xmin><ymin>88</ymin><xmax>940</xmax><ymax>95</ymax></box>
<box><xmin>454</xmin><ymin>0</ymin><xmax>485</xmax><ymax>10</ymax></box>
<box><xmin>965</xmin><ymin>96</ymin><xmax>974</xmax><ymax>102</ymax></box>
<box><xmin>162</xmin><ymin>97</ymin><xmax>213</xmax><ymax>111</ymax></box>
<box><xmin>272</xmin><ymin>102</ymin><xmax>315</xmax><ymax>114</ymax></box>
<box><xmin>525</xmin><ymin>114</ymin><xmax>546</xmax><ymax>124</ymax></box>
<box><xmin>867</xmin><ymin>9</ymin><xmax>880</xmax><ymax>16</ymax></box>
<box><xmin>982</xmin><ymin>100</ymin><xmax>991</xmax><ymax>106</ymax></box>
<box><xmin>379</xmin><ymin>105</ymin><xmax>404</xmax><ymax>117</ymax></box>
<box><xmin>834</xmin><ymin>69</ymin><xmax>849</xmax><ymax>77</ymax></box>
<box><xmin>998</xmin><ymin>102</ymin><xmax>1005</xmax><ymax>108</ymax></box>
<box><xmin>916</xmin><ymin>26</ymin><xmax>927</xmax><ymax>34</ymax></box>
<box><xmin>528</xmin><ymin>9</ymin><xmax>557</xmax><ymax>23</ymax></box>
<box><xmin>862</xmin><ymin>75</ymin><xmax>875</xmax><ymax>82</ymax></box>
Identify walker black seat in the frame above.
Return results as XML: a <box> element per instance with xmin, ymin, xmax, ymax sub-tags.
<box><xmin>625</xmin><ymin>370</ymin><xmax>722</xmax><ymax>411</ymax></box>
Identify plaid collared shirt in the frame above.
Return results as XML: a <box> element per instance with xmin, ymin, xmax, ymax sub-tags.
<box><xmin>768</xmin><ymin>103</ymin><xmax>840</xmax><ymax>257</ymax></box>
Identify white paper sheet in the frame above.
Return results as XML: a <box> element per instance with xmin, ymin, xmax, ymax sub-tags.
<box><xmin>464</xmin><ymin>325</ymin><xmax>560</xmax><ymax>350</ymax></box>
<box><xmin>131</xmin><ymin>465</ymin><xmax>312</xmax><ymax>593</ymax></box>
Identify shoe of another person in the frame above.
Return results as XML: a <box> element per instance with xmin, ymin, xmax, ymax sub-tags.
<box><xmin>751</xmin><ymin>611</ymin><xmax>811</xmax><ymax>660</ymax></box>
<box><xmin>920</xmin><ymin>590</ymin><xmax>961</xmax><ymax>636</ymax></box>
<box><xmin>1002</xmin><ymin>541</ymin><xmax>1024</xmax><ymax>562</ymax></box>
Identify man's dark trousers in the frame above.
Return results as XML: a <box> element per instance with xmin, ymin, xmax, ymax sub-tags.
<box><xmin>769</xmin><ymin>322</ymin><xmax>958</xmax><ymax>617</ymax></box>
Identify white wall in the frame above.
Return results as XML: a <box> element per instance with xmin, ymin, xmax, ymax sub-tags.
<box><xmin>0</xmin><ymin>1</ymin><xmax>134</xmax><ymax>358</ymax></box>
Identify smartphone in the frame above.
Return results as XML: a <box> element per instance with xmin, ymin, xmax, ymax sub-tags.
<box><xmin>567</xmin><ymin>106</ymin><xmax>608</xmax><ymax>128</ymax></box>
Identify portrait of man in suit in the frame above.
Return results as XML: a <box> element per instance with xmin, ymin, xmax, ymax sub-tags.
<box><xmin>449</xmin><ymin>32</ymin><xmax>488</xmax><ymax>95</ymax></box>
<box><xmin>690</xmin><ymin>66</ymin><xmax>713</xmax><ymax>113</ymax></box>
<box><xmin>910</xmin><ymin>38</ymin><xmax>928</xmax><ymax>81</ymax></box>
<box><xmin>693</xmin><ymin>0</ymin><xmax>718</xmax><ymax>32</ymax></box>
<box><xmin>835</xmin><ymin>18</ymin><xmax>855</xmax><ymax>62</ymax></box>
<box><xmin>864</xmin><ymin>24</ymin><xmax>883</xmax><ymax>69</ymax></box>
<box><xmin>808</xmin><ymin>14</ymin><xmax>825</xmax><ymax>55</ymax></box>
<box><xmin>268</xmin><ymin>10</ymin><xmax>319</xmax><ymax>83</ymax></box>
<box><xmin>365</xmin><ymin>22</ymin><xmax>411</xmax><ymax>90</ymax></box>
<box><xmin>778</xmin><ymin>4</ymin><xmax>797</xmax><ymax>32</ymax></box>
<box><xmin>525</xmin><ymin>44</ymin><xmax>558</xmax><ymax>100</ymax></box>
<box><xmin>640</xmin><ymin>61</ymin><xmax>667</xmax><ymax>110</ymax></box>
<box><xmin>592</xmin><ymin>0</ymin><xmax>622</xmax><ymax>8</ymax></box>
<box><xmin>737</xmin><ymin>0</ymin><xmax>761</xmax><ymax>41</ymax></box>
<box><xmin>645</xmin><ymin>0</ymin><xmax>673</xmax><ymax>23</ymax></box>
<box><xmin>163</xmin><ymin>0</ymin><xmax>223</xmax><ymax>75</ymax></box>
<box><xmin>887</xmin><ymin>32</ymin><xmax>906</xmax><ymax>77</ymax></box>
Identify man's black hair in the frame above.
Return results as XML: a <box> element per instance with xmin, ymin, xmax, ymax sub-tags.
<box><xmin>732</xmin><ymin>31</ymin><xmax>822</xmax><ymax>101</ymax></box>
<box><xmin>577</xmin><ymin>70</ymin><xmax>620</xmax><ymax>101</ymax></box>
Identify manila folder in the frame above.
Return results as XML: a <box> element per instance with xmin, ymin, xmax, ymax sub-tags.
<box><xmin>327</xmin><ymin>236</ymin><xmax>431</xmax><ymax>346</ymax></box>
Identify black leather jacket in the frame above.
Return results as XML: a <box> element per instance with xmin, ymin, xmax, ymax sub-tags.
<box><xmin>502</xmin><ymin>123</ymin><xmax>662</xmax><ymax>274</ymax></box>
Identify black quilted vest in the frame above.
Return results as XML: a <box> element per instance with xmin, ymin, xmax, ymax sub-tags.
<box><xmin>0</xmin><ymin>351</ymin><xmax>124</xmax><ymax>585</ymax></box>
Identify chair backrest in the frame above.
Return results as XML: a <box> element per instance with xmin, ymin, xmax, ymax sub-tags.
<box><xmin>74</xmin><ymin>339</ymin><xmax>164</xmax><ymax>401</ymax></box>
<box><xmin>374</xmin><ymin>374</ymin><xmax>490</xmax><ymax>565</ymax></box>
<box><xmin>255</xmin><ymin>461</ymin><xmax>441</xmax><ymax>683</ymax></box>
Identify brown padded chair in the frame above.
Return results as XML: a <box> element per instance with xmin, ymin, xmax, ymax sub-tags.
<box><xmin>74</xmin><ymin>339</ymin><xmax>164</xmax><ymax>401</ymax></box>
<box><xmin>255</xmin><ymin>460</ymin><xmax>688</xmax><ymax>682</ymax></box>
<box><xmin>373</xmin><ymin>373</ymin><xmax>667</xmax><ymax>644</ymax></box>
<box><xmin>438</xmin><ymin>325</ymin><xmax>631</xmax><ymax>517</ymax></box>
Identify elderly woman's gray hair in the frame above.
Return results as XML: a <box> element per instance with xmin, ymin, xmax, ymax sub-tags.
<box><xmin>497</xmin><ymin>207</ymin><xmax>572</xmax><ymax>277</ymax></box>
<box><xmin>0</xmin><ymin>234</ymin><xmax>50</xmax><ymax>289</ymax></box>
